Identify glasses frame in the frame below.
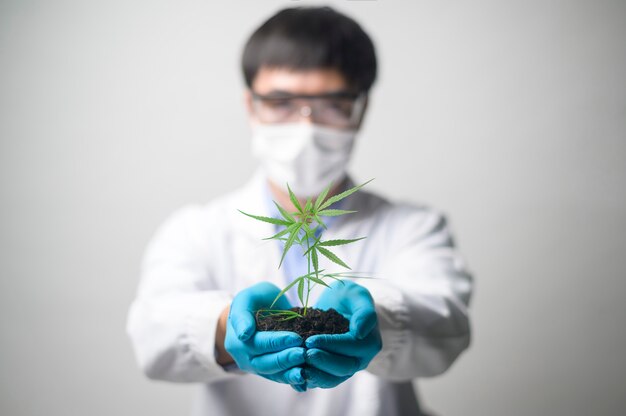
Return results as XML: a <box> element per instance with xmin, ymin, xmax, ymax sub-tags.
<box><xmin>250</xmin><ymin>90</ymin><xmax>367</xmax><ymax>128</ymax></box>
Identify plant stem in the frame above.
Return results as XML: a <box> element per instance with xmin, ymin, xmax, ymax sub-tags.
<box><xmin>304</xmin><ymin>231</ymin><xmax>311</xmax><ymax>316</ymax></box>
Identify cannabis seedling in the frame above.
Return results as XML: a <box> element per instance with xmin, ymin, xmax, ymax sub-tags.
<box><xmin>238</xmin><ymin>179</ymin><xmax>373</xmax><ymax>320</ymax></box>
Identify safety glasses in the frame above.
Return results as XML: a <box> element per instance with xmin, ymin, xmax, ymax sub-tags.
<box><xmin>251</xmin><ymin>90</ymin><xmax>366</xmax><ymax>129</ymax></box>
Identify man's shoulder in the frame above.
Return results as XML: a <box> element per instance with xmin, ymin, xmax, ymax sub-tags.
<box><xmin>155</xmin><ymin>184</ymin><xmax>250</xmax><ymax>234</ymax></box>
<box><xmin>353</xmin><ymin>189</ymin><xmax>455</xmax><ymax>253</ymax></box>
<box><xmin>356</xmin><ymin>187</ymin><xmax>445</xmax><ymax>225</ymax></box>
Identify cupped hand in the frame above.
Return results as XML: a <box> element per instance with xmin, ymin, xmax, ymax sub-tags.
<box><xmin>224</xmin><ymin>282</ymin><xmax>307</xmax><ymax>391</ymax></box>
<box><xmin>304</xmin><ymin>280</ymin><xmax>382</xmax><ymax>389</ymax></box>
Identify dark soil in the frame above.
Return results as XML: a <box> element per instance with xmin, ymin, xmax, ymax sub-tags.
<box><xmin>256</xmin><ymin>307</ymin><xmax>349</xmax><ymax>340</ymax></box>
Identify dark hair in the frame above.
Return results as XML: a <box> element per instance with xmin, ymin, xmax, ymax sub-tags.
<box><xmin>241</xmin><ymin>6</ymin><xmax>377</xmax><ymax>93</ymax></box>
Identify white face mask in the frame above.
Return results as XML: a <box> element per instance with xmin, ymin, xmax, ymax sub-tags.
<box><xmin>251</xmin><ymin>122</ymin><xmax>358</xmax><ymax>198</ymax></box>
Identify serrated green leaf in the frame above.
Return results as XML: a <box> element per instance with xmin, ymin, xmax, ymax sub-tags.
<box><xmin>270</xmin><ymin>276</ymin><xmax>303</xmax><ymax>308</ymax></box>
<box><xmin>287</xmin><ymin>183</ymin><xmax>304</xmax><ymax>214</ymax></box>
<box><xmin>319</xmin><ymin>237</ymin><xmax>366</xmax><ymax>247</ymax></box>
<box><xmin>312</xmin><ymin>247</ymin><xmax>319</xmax><ymax>272</ymax></box>
<box><xmin>310</xmin><ymin>225</ymin><xmax>321</xmax><ymax>238</ymax></box>
<box><xmin>317</xmin><ymin>209</ymin><xmax>357</xmax><ymax>217</ymax></box>
<box><xmin>297</xmin><ymin>278</ymin><xmax>305</xmax><ymax>306</ymax></box>
<box><xmin>238</xmin><ymin>210</ymin><xmax>291</xmax><ymax>226</ymax></box>
<box><xmin>314</xmin><ymin>181</ymin><xmax>334</xmax><ymax>211</ymax></box>
<box><xmin>269</xmin><ymin>270</ymin><xmax>329</xmax><ymax>308</ymax></box>
<box><xmin>321</xmin><ymin>273</ymin><xmax>346</xmax><ymax>284</ymax></box>
<box><xmin>308</xmin><ymin>274</ymin><xmax>329</xmax><ymax>288</ymax></box>
<box><xmin>317</xmin><ymin>246</ymin><xmax>351</xmax><ymax>269</ymax></box>
<box><xmin>305</xmin><ymin>197</ymin><xmax>312</xmax><ymax>213</ymax></box>
<box><xmin>324</xmin><ymin>272</ymin><xmax>376</xmax><ymax>280</ymax></box>
<box><xmin>279</xmin><ymin>223</ymin><xmax>302</xmax><ymax>268</ymax></box>
<box><xmin>319</xmin><ymin>178</ymin><xmax>374</xmax><ymax>211</ymax></box>
<box><xmin>302</xmin><ymin>234</ymin><xmax>322</xmax><ymax>257</ymax></box>
<box><xmin>273</xmin><ymin>201</ymin><xmax>295</xmax><ymax>223</ymax></box>
<box><xmin>257</xmin><ymin>309</ymin><xmax>303</xmax><ymax>320</ymax></box>
<box><xmin>279</xmin><ymin>313</ymin><xmax>301</xmax><ymax>321</ymax></box>
<box><xmin>262</xmin><ymin>223</ymin><xmax>298</xmax><ymax>241</ymax></box>
<box><xmin>314</xmin><ymin>214</ymin><xmax>327</xmax><ymax>230</ymax></box>
<box><xmin>302</xmin><ymin>222</ymin><xmax>315</xmax><ymax>239</ymax></box>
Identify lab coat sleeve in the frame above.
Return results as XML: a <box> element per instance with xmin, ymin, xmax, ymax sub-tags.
<box><xmin>362</xmin><ymin>205</ymin><xmax>473</xmax><ymax>381</ymax></box>
<box><xmin>126</xmin><ymin>205</ymin><xmax>236</xmax><ymax>383</ymax></box>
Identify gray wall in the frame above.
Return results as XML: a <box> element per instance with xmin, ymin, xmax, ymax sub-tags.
<box><xmin>1</xmin><ymin>1</ymin><xmax>625</xmax><ymax>415</ymax></box>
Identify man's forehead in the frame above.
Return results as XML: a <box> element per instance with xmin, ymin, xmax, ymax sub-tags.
<box><xmin>251</xmin><ymin>66</ymin><xmax>349</xmax><ymax>95</ymax></box>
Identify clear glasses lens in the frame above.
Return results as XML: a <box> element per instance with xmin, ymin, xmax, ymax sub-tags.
<box><xmin>253</xmin><ymin>94</ymin><xmax>365</xmax><ymax>128</ymax></box>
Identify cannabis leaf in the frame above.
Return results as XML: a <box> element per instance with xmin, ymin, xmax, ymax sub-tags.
<box><xmin>240</xmin><ymin>179</ymin><xmax>373</xmax><ymax>316</ymax></box>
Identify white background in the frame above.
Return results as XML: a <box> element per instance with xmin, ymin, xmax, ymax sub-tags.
<box><xmin>1</xmin><ymin>1</ymin><xmax>625</xmax><ymax>415</ymax></box>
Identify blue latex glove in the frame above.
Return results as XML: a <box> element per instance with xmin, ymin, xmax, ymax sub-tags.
<box><xmin>224</xmin><ymin>282</ymin><xmax>307</xmax><ymax>391</ymax></box>
<box><xmin>304</xmin><ymin>280</ymin><xmax>382</xmax><ymax>389</ymax></box>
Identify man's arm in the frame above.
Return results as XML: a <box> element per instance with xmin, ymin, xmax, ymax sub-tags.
<box><xmin>361</xmin><ymin>205</ymin><xmax>473</xmax><ymax>380</ymax></box>
<box><xmin>126</xmin><ymin>205</ymin><xmax>236</xmax><ymax>382</ymax></box>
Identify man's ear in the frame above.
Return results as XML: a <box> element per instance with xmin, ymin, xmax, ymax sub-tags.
<box><xmin>243</xmin><ymin>89</ymin><xmax>255</xmax><ymax>119</ymax></box>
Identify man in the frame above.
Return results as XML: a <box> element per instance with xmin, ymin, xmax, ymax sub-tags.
<box><xmin>126</xmin><ymin>6</ymin><xmax>472</xmax><ymax>416</ymax></box>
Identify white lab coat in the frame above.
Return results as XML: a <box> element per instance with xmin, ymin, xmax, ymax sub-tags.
<box><xmin>126</xmin><ymin>169</ymin><xmax>473</xmax><ymax>416</ymax></box>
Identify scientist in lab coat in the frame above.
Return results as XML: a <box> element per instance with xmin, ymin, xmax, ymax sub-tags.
<box><xmin>126</xmin><ymin>6</ymin><xmax>472</xmax><ymax>416</ymax></box>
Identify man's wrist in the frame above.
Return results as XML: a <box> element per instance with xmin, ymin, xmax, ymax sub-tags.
<box><xmin>215</xmin><ymin>305</ymin><xmax>235</xmax><ymax>366</ymax></box>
